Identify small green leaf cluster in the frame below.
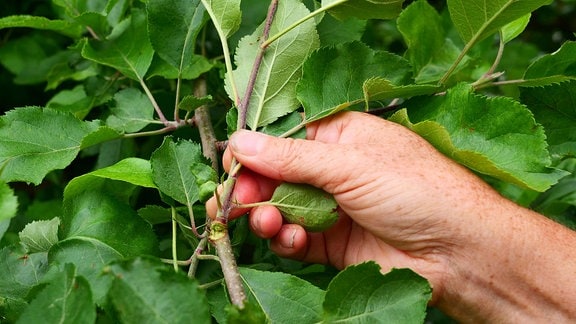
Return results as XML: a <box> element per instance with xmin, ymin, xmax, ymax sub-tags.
<box><xmin>0</xmin><ymin>0</ymin><xmax>574</xmax><ymax>322</ymax></box>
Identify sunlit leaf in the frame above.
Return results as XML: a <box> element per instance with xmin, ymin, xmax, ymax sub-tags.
<box><xmin>501</xmin><ymin>14</ymin><xmax>531</xmax><ymax>43</ymax></box>
<box><xmin>0</xmin><ymin>15</ymin><xmax>82</xmax><ymax>38</ymax></box>
<box><xmin>19</xmin><ymin>218</ymin><xmax>60</xmax><ymax>253</ymax></box>
<box><xmin>390</xmin><ymin>83</ymin><xmax>567</xmax><ymax>191</ymax></box>
<box><xmin>229</xmin><ymin>0</ymin><xmax>319</xmax><ymax>129</ymax></box>
<box><xmin>201</xmin><ymin>0</ymin><xmax>242</xmax><ymax>38</ymax></box>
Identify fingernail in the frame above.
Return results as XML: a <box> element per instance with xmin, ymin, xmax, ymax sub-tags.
<box><xmin>229</xmin><ymin>130</ymin><xmax>265</xmax><ymax>156</ymax></box>
<box><xmin>280</xmin><ymin>228</ymin><xmax>297</xmax><ymax>249</ymax></box>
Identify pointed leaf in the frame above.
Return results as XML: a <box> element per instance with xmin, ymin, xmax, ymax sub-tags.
<box><xmin>147</xmin><ymin>0</ymin><xmax>207</xmax><ymax>70</ymax></box>
<box><xmin>323</xmin><ymin>0</ymin><xmax>404</xmax><ymax>20</ymax></box>
<box><xmin>390</xmin><ymin>83</ymin><xmax>567</xmax><ymax>191</ymax></box>
<box><xmin>106</xmin><ymin>258</ymin><xmax>211</xmax><ymax>324</ymax></box>
<box><xmin>447</xmin><ymin>0</ymin><xmax>552</xmax><ymax>44</ymax></box>
<box><xmin>298</xmin><ymin>41</ymin><xmax>412</xmax><ymax>123</ymax></box>
<box><xmin>16</xmin><ymin>264</ymin><xmax>96</xmax><ymax>324</ymax></box>
<box><xmin>19</xmin><ymin>218</ymin><xmax>60</xmax><ymax>253</ymax></box>
<box><xmin>513</xmin><ymin>41</ymin><xmax>576</xmax><ymax>87</ymax></box>
<box><xmin>81</xmin><ymin>9</ymin><xmax>154</xmax><ymax>81</ymax></box>
<box><xmin>150</xmin><ymin>137</ymin><xmax>206</xmax><ymax>206</ymax></box>
<box><xmin>0</xmin><ymin>15</ymin><xmax>82</xmax><ymax>38</ymax></box>
<box><xmin>202</xmin><ymin>0</ymin><xmax>242</xmax><ymax>38</ymax></box>
<box><xmin>501</xmin><ymin>14</ymin><xmax>531</xmax><ymax>43</ymax></box>
<box><xmin>0</xmin><ymin>181</ymin><xmax>18</xmax><ymax>222</ymax></box>
<box><xmin>323</xmin><ymin>263</ymin><xmax>431</xmax><ymax>323</ymax></box>
<box><xmin>229</xmin><ymin>0</ymin><xmax>320</xmax><ymax>129</ymax></box>
<box><xmin>521</xmin><ymin>80</ymin><xmax>576</xmax><ymax>162</ymax></box>
<box><xmin>0</xmin><ymin>107</ymin><xmax>119</xmax><ymax>185</ymax></box>
<box><xmin>270</xmin><ymin>183</ymin><xmax>338</xmax><ymax>232</ymax></box>
<box><xmin>106</xmin><ymin>88</ymin><xmax>155</xmax><ymax>133</ymax></box>
<box><xmin>240</xmin><ymin>267</ymin><xmax>324</xmax><ymax>322</ymax></box>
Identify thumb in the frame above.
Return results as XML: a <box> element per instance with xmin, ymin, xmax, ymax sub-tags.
<box><xmin>228</xmin><ymin>130</ymin><xmax>357</xmax><ymax>191</ymax></box>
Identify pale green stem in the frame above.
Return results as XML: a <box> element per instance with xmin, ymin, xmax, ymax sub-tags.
<box><xmin>171</xmin><ymin>207</ymin><xmax>179</xmax><ymax>272</ymax></box>
<box><xmin>200</xmin><ymin>0</ymin><xmax>240</xmax><ymax>106</ymax></box>
<box><xmin>139</xmin><ymin>78</ymin><xmax>169</xmax><ymax>124</ymax></box>
<box><xmin>261</xmin><ymin>0</ymin><xmax>348</xmax><ymax>48</ymax></box>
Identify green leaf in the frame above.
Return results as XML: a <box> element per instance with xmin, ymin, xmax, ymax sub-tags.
<box><xmin>81</xmin><ymin>9</ymin><xmax>154</xmax><ymax>81</ymax></box>
<box><xmin>501</xmin><ymin>14</ymin><xmax>531</xmax><ymax>43</ymax></box>
<box><xmin>106</xmin><ymin>88</ymin><xmax>155</xmax><ymax>133</ymax></box>
<box><xmin>316</xmin><ymin>12</ymin><xmax>366</xmax><ymax>47</ymax></box>
<box><xmin>522</xmin><ymin>41</ymin><xmax>576</xmax><ymax>86</ymax></box>
<box><xmin>229</xmin><ymin>0</ymin><xmax>320</xmax><ymax>129</ymax></box>
<box><xmin>447</xmin><ymin>0</ymin><xmax>552</xmax><ymax>45</ymax></box>
<box><xmin>0</xmin><ymin>244</ymin><xmax>49</xmax><ymax>301</ymax></box>
<box><xmin>202</xmin><ymin>0</ymin><xmax>242</xmax><ymax>38</ymax></box>
<box><xmin>521</xmin><ymin>80</ymin><xmax>576</xmax><ymax>162</ymax></box>
<box><xmin>16</xmin><ymin>264</ymin><xmax>96</xmax><ymax>324</ymax></box>
<box><xmin>269</xmin><ymin>183</ymin><xmax>338</xmax><ymax>232</ymax></box>
<box><xmin>0</xmin><ymin>15</ymin><xmax>82</xmax><ymax>38</ymax></box>
<box><xmin>0</xmin><ymin>107</ymin><xmax>119</xmax><ymax>185</ymax></box>
<box><xmin>0</xmin><ymin>181</ymin><xmax>18</xmax><ymax>222</ymax></box>
<box><xmin>147</xmin><ymin>54</ymin><xmax>214</xmax><ymax>80</ymax></box>
<box><xmin>19</xmin><ymin>218</ymin><xmax>60</xmax><ymax>253</ymax></box>
<box><xmin>323</xmin><ymin>263</ymin><xmax>431</xmax><ymax>323</ymax></box>
<box><xmin>150</xmin><ymin>137</ymin><xmax>205</xmax><ymax>206</ymax></box>
<box><xmin>179</xmin><ymin>95</ymin><xmax>214</xmax><ymax>112</ymax></box>
<box><xmin>390</xmin><ymin>83</ymin><xmax>567</xmax><ymax>191</ymax></box>
<box><xmin>239</xmin><ymin>267</ymin><xmax>324</xmax><ymax>322</ymax></box>
<box><xmin>363</xmin><ymin>78</ymin><xmax>440</xmax><ymax>103</ymax></box>
<box><xmin>147</xmin><ymin>0</ymin><xmax>207</xmax><ymax>70</ymax></box>
<box><xmin>60</xmin><ymin>190</ymin><xmax>158</xmax><ymax>258</ymax></box>
<box><xmin>298</xmin><ymin>41</ymin><xmax>412</xmax><ymax>123</ymax></box>
<box><xmin>106</xmin><ymin>258</ymin><xmax>211</xmax><ymax>324</ymax></box>
<box><xmin>323</xmin><ymin>0</ymin><xmax>404</xmax><ymax>20</ymax></box>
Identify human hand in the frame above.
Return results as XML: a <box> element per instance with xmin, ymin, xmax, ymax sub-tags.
<box><xmin>207</xmin><ymin>111</ymin><xmax>508</xmax><ymax>300</ymax></box>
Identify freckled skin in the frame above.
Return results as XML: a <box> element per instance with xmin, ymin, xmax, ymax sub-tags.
<box><xmin>206</xmin><ymin>111</ymin><xmax>576</xmax><ymax>322</ymax></box>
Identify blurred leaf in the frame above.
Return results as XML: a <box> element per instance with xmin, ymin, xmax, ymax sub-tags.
<box><xmin>240</xmin><ymin>267</ymin><xmax>324</xmax><ymax>322</ymax></box>
<box><xmin>106</xmin><ymin>258</ymin><xmax>211</xmax><ymax>324</ymax></box>
<box><xmin>0</xmin><ymin>244</ymin><xmax>49</xmax><ymax>301</ymax></box>
<box><xmin>501</xmin><ymin>14</ymin><xmax>531</xmax><ymax>43</ymax></box>
<box><xmin>202</xmin><ymin>0</ymin><xmax>242</xmax><ymax>38</ymax></box>
<box><xmin>0</xmin><ymin>15</ymin><xmax>82</xmax><ymax>38</ymax></box>
<box><xmin>229</xmin><ymin>0</ymin><xmax>319</xmax><ymax>129</ymax></box>
<box><xmin>522</xmin><ymin>41</ymin><xmax>576</xmax><ymax>86</ymax></box>
<box><xmin>147</xmin><ymin>54</ymin><xmax>214</xmax><ymax>80</ymax></box>
<box><xmin>323</xmin><ymin>263</ymin><xmax>431</xmax><ymax>323</ymax></box>
<box><xmin>0</xmin><ymin>107</ymin><xmax>120</xmax><ymax>185</ymax></box>
<box><xmin>19</xmin><ymin>218</ymin><xmax>60</xmax><ymax>253</ymax></box>
<box><xmin>81</xmin><ymin>9</ymin><xmax>154</xmax><ymax>81</ymax></box>
<box><xmin>0</xmin><ymin>181</ymin><xmax>18</xmax><ymax>222</ymax></box>
<box><xmin>323</xmin><ymin>0</ymin><xmax>404</xmax><ymax>20</ymax></box>
<box><xmin>298</xmin><ymin>41</ymin><xmax>412</xmax><ymax>123</ymax></box>
<box><xmin>179</xmin><ymin>95</ymin><xmax>214</xmax><ymax>112</ymax></box>
<box><xmin>363</xmin><ymin>78</ymin><xmax>440</xmax><ymax>102</ymax></box>
<box><xmin>521</xmin><ymin>80</ymin><xmax>576</xmax><ymax>162</ymax></box>
<box><xmin>106</xmin><ymin>88</ymin><xmax>155</xmax><ymax>133</ymax></box>
<box><xmin>447</xmin><ymin>0</ymin><xmax>552</xmax><ymax>45</ymax></box>
<box><xmin>391</xmin><ymin>83</ymin><xmax>567</xmax><ymax>191</ymax></box>
<box><xmin>316</xmin><ymin>13</ymin><xmax>366</xmax><ymax>46</ymax></box>
<box><xmin>47</xmin><ymin>85</ymin><xmax>95</xmax><ymax>119</ymax></box>
<box><xmin>16</xmin><ymin>264</ymin><xmax>96</xmax><ymax>324</ymax></box>
<box><xmin>147</xmin><ymin>0</ymin><xmax>207</xmax><ymax>71</ymax></box>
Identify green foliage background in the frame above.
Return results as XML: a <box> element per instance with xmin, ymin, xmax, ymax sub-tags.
<box><xmin>0</xmin><ymin>0</ymin><xmax>575</xmax><ymax>323</ymax></box>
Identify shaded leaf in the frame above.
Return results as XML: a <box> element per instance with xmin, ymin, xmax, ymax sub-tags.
<box><xmin>522</xmin><ymin>41</ymin><xmax>576</xmax><ymax>86</ymax></box>
<box><xmin>0</xmin><ymin>107</ymin><xmax>120</xmax><ymax>185</ymax></box>
<box><xmin>240</xmin><ymin>267</ymin><xmax>324</xmax><ymax>322</ymax></box>
<box><xmin>0</xmin><ymin>244</ymin><xmax>49</xmax><ymax>301</ymax></box>
<box><xmin>229</xmin><ymin>0</ymin><xmax>320</xmax><ymax>129</ymax></box>
<box><xmin>323</xmin><ymin>263</ymin><xmax>431</xmax><ymax>323</ymax></box>
<box><xmin>0</xmin><ymin>15</ymin><xmax>82</xmax><ymax>38</ymax></box>
<box><xmin>270</xmin><ymin>183</ymin><xmax>338</xmax><ymax>232</ymax></box>
<box><xmin>106</xmin><ymin>88</ymin><xmax>155</xmax><ymax>133</ymax></box>
<box><xmin>106</xmin><ymin>257</ymin><xmax>211</xmax><ymax>324</ymax></box>
<box><xmin>298</xmin><ymin>41</ymin><xmax>412</xmax><ymax>123</ymax></box>
<box><xmin>147</xmin><ymin>0</ymin><xmax>207</xmax><ymax>70</ymax></box>
<box><xmin>363</xmin><ymin>78</ymin><xmax>440</xmax><ymax>103</ymax></box>
<box><xmin>390</xmin><ymin>83</ymin><xmax>567</xmax><ymax>191</ymax></box>
<box><xmin>447</xmin><ymin>0</ymin><xmax>552</xmax><ymax>45</ymax></box>
<box><xmin>0</xmin><ymin>181</ymin><xmax>18</xmax><ymax>222</ymax></box>
<box><xmin>81</xmin><ymin>9</ymin><xmax>154</xmax><ymax>81</ymax></box>
<box><xmin>16</xmin><ymin>264</ymin><xmax>96</xmax><ymax>324</ymax></box>
<box><xmin>150</xmin><ymin>137</ymin><xmax>206</xmax><ymax>206</ymax></box>
<box><xmin>323</xmin><ymin>0</ymin><xmax>404</xmax><ymax>20</ymax></box>
<box><xmin>316</xmin><ymin>12</ymin><xmax>366</xmax><ymax>47</ymax></box>
<box><xmin>147</xmin><ymin>54</ymin><xmax>213</xmax><ymax>80</ymax></box>
<box><xmin>179</xmin><ymin>95</ymin><xmax>214</xmax><ymax>112</ymax></box>
<box><xmin>19</xmin><ymin>218</ymin><xmax>60</xmax><ymax>253</ymax></box>
<box><xmin>521</xmin><ymin>80</ymin><xmax>576</xmax><ymax>162</ymax></box>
